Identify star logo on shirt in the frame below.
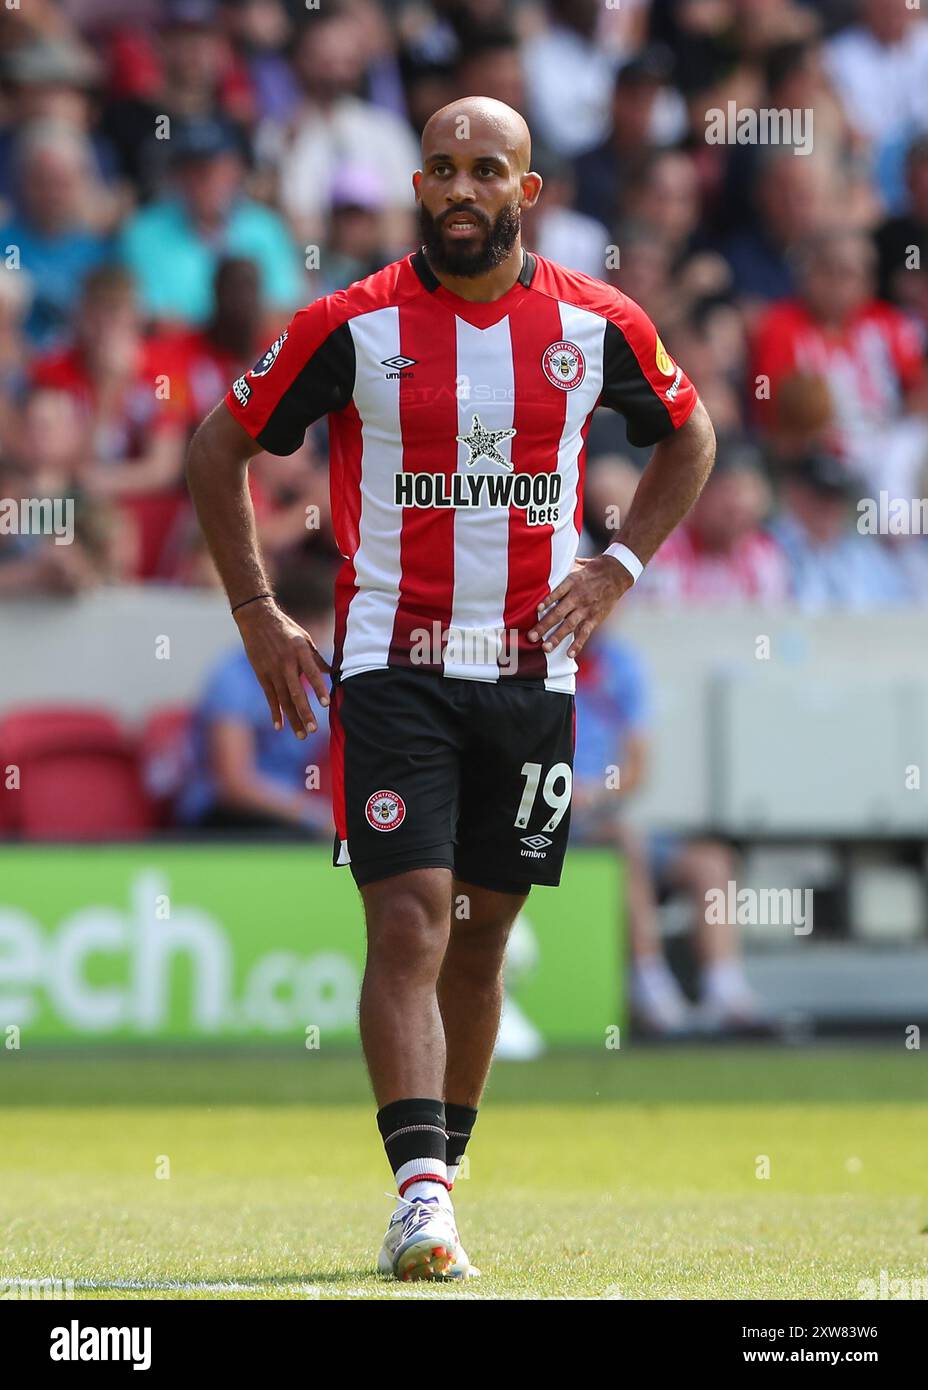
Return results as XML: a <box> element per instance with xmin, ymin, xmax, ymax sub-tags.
<box><xmin>456</xmin><ymin>414</ymin><xmax>517</xmax><ymax>470</ymax></box>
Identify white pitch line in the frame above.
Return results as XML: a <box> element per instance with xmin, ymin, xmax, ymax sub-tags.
<box><xmin>5</xmin><ymin>1277</ymin><xmax>483</xmax><ymax>1298</ymax></box>
<box><xmin>4</xmin><ymin>1278</ymin><xmax>266</xmax><ymax>1294</ymax></box>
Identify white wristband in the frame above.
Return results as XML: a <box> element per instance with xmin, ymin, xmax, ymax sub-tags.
<box><xmin>603</xmin><ymin>542</ymin><xmax>644</xmax><ymax>585</ymax></box>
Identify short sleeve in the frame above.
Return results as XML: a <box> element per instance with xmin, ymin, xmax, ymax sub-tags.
<box><xmin>224</xmin><ymin>294</ymin><xmax>356</xmax><ymax>456</ymax></box>
<box><xmin>599</xmin><ymin>291</ymin><xmax>698</xmax><ymax>448</ymax></box>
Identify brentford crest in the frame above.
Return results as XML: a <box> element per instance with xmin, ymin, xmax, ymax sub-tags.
<box><xmin>365</xmin><ymin>789</ymin><xmax>406</xmax><ymax>831</ymax></box>
<box><xmin>542</xmin><ymin>340</ymin><xmax>585</xmax><ymax>390</ymax></box>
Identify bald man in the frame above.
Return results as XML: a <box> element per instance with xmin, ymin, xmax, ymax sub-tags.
<box><xmin>187</xmin><ymin>98</ymin><xmax>716</xmax><ymax>1281</ymax></box>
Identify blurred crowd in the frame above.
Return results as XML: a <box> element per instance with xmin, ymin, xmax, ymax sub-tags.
<box><xmin>5</xmin><ymin>0</ymin><xmax>924</xmax><ymax>1030</ymax></box>
<box><xmin>0</xmin><ymin>0</ymin><xmax>926</xmax><ymax>608</ymax></box>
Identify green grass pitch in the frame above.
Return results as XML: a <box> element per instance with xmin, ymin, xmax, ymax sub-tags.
<box><xmin>1</xmin><ymin>1047</ymin><xmax>925</xmax><ymax>1300</ymax></box>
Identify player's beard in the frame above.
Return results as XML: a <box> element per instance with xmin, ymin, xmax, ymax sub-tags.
<box><xmin>419</xmin><ymin>201</ymin><xmax>521</xmax><ymax>277</ymax></box>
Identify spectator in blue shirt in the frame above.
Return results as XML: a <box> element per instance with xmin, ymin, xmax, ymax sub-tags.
<box><xmin>178</xmin><ymin>563</ymin><xmax>334</xmax><ymax>834</ymax></box>
<box><xmin>118</xmin><ymin>117</ymin><xmax>304</xmax><ymax>327</ymax></box>
<box><xmin>770</xmin><ymin>452</ymin><xmax>914</xmax><ymax>609</ymax></box>
<box><xmin>571</xmin><ymin>628</ymin><xmax>767</xmax><ymax>1036</ymax></box>
<box><xmin>0</xmin><ymin>120</ymin><xmax>112</xmax><ymax>350</ymax></box>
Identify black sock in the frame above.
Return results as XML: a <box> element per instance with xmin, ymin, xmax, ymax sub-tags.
<box><xmin>445</xmin><ymin>1102</ymin><xmax>478</xmax><ymax>1186</ymax></box>
<box><xmin>376</xmin><ymin>1098</ymin><xmax>449</xmax><ymax>1198</ymax></box>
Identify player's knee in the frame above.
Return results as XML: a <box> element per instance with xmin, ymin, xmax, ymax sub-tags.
<box><xmin>365</xmin><ymin>886</ymin><xmax>448</xmax><ymax>971</ymax></box>
<box><xmin>447</xmin><ymin>915</ymin><xmax>513</xmax><ymax>977</ymax></box>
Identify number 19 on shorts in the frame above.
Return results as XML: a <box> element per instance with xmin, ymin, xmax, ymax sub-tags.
<box><xmin>514</xmin><ymin>761</ymin><xmax>573</xmax><ymax>833</ymax></box>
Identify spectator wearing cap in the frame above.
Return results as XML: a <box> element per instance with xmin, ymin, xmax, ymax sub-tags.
<box><xmin>101</xmin><ymin>0</ymin><xmax>247</xmax><ymax>200</ymax></box>
<box><xmin>318</xmin><ymin>164</ymin><xmax>393</xmax><ymax>294</ymax></box>
<box><xmin>769</xmin><ymin>452</ymin><xmax>913</xmax><ymax>609</ymax></box>
<box><xmin>641</xmin><ymin>441</ymin><xmax>790</xmax><ymax>605</ymax></box>
<box><xmin>117</xmin><ymin>115</ymin><xmax>304</xmax><ymax>327</ymax></box>
<box><xmin>256</xmin><ymin>9</ymin><xmax>419</xmax><ymax>254</ymax></box>
<box><xmin>751</xmin><ymin>229</ymin><xmax>928</xmax><ymax>499</ymax></box>
<box><xmin>572</xmin><ymin>45</ymin><xmax>682</xmax><ymax>230</ymax></box>
<box><xmin>0</xmin><ymin>119</ymin><xmax>112</xmax><ymax>350</ymax></box>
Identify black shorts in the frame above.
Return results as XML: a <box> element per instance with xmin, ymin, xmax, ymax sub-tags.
<box><xmin>330</xmin><ymin>667</ymin><xmax>575</xmax><ymax>892</ymax></box>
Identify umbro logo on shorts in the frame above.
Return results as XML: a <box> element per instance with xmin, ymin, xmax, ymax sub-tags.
<box><xmin>520</xmin><ymin>833</ymin><xmax>552</xmax><ymax>852</ymax></box>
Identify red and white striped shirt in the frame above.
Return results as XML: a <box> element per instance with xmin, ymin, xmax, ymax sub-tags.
<box><xmin>225</xmin><ymin>249</ymin><xmax>698</xmax><ymax>693</ymax></box>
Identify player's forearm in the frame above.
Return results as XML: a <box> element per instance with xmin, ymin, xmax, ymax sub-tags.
<box><xmin>611</xmin><ymin>400</ymin><xmax>716</xmax><ymax>566</ymax></box>
<box><xmin>216</xmin><ymin>769</ymin><xmax>313</xmax><ymax>825</ymax></box>
<box><xmin>186</xmin><ymin>414</ymin><xmax>271</xmax><ymax>609</ymax></box>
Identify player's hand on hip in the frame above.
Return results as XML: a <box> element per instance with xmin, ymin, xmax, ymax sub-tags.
<box><xmin>528</xmin><ymin>555</ymin><xmax>633</xmax><ymax>660</ymax></box>
<box><xmin>234</xmin><ymin>601</ymin><xmax>331</xmax><ymax>738</ymax></box>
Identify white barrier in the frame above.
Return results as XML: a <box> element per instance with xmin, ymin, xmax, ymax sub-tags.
<box><xmin>1</xmin><ymin>590</ymin><xmax>926</xmax><ymax>836</ymax></box>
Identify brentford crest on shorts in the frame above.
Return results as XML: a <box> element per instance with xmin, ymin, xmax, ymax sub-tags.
<box><xmin>224</xmin><ymin>249</ymin><xmax>697</xmax><ymax>692</ymax></box>
<box><xmin>365</xmin><ymin>789</ymin><xmax>406</xmax><ymax>831</ymax></box>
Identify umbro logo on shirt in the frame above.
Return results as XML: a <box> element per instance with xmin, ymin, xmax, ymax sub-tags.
<box><xmin>381</xmin><ymin>355</ymin><xmax>417</xmax><ymax>379</ymax></box>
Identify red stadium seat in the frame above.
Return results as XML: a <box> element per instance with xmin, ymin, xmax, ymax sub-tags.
<box><xmin>118</xmin><ymin>493</ymin><xmax>189</xmax><ymax>580</ymax></box>
<box><xmin>0</xmin><ymin>706</ymin><xmax>153</xmax><ymax>840</ymax></box>
<box><xmin>140</xmin><ymin>705</ymin><xmax>192</xmax><ymax>824</ymax></box>
<box><xmin>0</xmin><ymin>706</ymin><xmax>123</xmax><ymax>834</ymax></box>
<box><xmin>0</xmin><ymin>706</ymin><xmax>124</xmax><ymax>749</ymax></box>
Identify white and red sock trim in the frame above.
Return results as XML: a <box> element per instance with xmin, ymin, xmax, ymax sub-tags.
<box><xmin>395</xmin><ymin>1157</ymin><xmax>451</xmax><ymax>1197</ymax></box>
